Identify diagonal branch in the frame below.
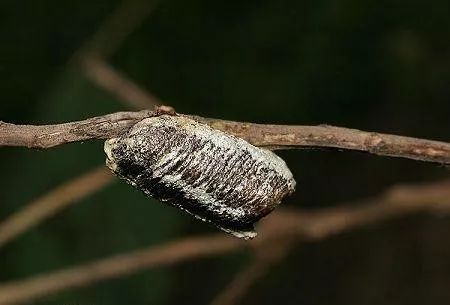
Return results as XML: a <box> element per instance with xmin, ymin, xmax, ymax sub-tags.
<box><xmin>80</xmin><ymin>55</ymin><xmax>162</xmax><ymax>109</ymax></box>
<box><xmin>0</xmin><ymin>167</ymin><xmax>114</xmax><ymax>249</ymax></box>
<box><xmin>0</xmin><ymin>111</ymin><xmax>449</xmax><ymax>165</ymax></box>
<box><xmin>72</xmin><ymin>0</ymin><xmax>161</xmax><ymax>60</ymax></box>
<box><xmin>0</xmin><ymin>235</ymin><xmax>243</xmax><ymax>305</ymax></box>
<box><xmin>210</xmin><ymin>242</ymin><xmax>292</xmax><ymax>305</ymax></box>
<box><xmin>0</xmin><ymin>179</ymin><xmax>448</xmax><ymax>305</ymax></box>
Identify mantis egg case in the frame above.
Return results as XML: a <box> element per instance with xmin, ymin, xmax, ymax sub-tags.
<box><xmin>104</xmin><ymin>115</ymin><xmax>296</xmax><ymax>239</ymax></box>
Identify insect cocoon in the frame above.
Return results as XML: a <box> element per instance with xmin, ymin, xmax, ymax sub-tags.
<box><xmin>104</xmin><ymin>115</ymin><xmax>296</xmax><ymax>239</ymax></box>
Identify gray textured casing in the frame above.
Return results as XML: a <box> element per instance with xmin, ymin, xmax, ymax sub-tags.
<box><xmin>104</xmin><ymin>115</ymin><xmax>296</xmax><ymax>239</ymax></box>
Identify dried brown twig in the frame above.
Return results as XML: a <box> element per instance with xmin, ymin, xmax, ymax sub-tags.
<box><xmin>80</xmin><ymin>55</ymin><xmax>161</xmax><ymax>109</ymax></box>
<box><xmin>73</xmin><ymin>0</ymin><xmax>161</xmax><ymax>60</ymax></box>
<box><xmin>209</xmin><ymin>241</ymin><xmax>292</xmax><ymax>305</ymax></box>
<box><xmin>1</xmin><ymin>2</ymin><xmax>442</xmax><ymax>304</ymax></box>
<box><xmin>209</xmin><ymin>259</ymin><xmax>277</xmax><ymax>305</ymax></box>
<box><xmin>0</xmin><ymin>235</ymin><xmax>243</xmax><ymax>305</ymax></box>
<box><xmin>209</xmin><ymin>178</ymin><xmax>450</xmax><ymax>305</ymax></box>
<box><xmin>0</xmin><ymin>179</ymin><xmax>448</xmax><ymax>305</ymax></box>
<box><xmin>0</xmin><ymin>167</ymin><xmax>114</xmax><ymax>249</ymax></box>
<box><xmin>0</xmin><ymin>110</ymin><xmax>449</xmax><ymax>165</ymax></box>
<box><xmin>0</xmin><ymin>111</ymin><xmax>150</xmax><ymax>149</ymax></box>
<box><xmin>0</xmin><ymin>0</ymin><xmax>161</xmax><ymax>250</ymax></box>
<box><xmin>0</xmin><ymin>0</ymin><xmax>166</xmax><ymax>252</ymax></box>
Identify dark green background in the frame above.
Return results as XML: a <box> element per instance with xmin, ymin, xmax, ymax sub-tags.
<box><xmin>1</xmin><ymin>0</ymin><xmax>449</xmax><ymax>304</ymax></box>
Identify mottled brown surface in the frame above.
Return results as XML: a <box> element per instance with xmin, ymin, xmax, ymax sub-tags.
<box><xmin>1</xmin><ymin>110</ymin><xmax>449</xmax><ymax>166</ymax></box>
<box><xmin>105</xmin><ymin>115</ymin><xmax>296</xmax><ymax>238</ymax></box>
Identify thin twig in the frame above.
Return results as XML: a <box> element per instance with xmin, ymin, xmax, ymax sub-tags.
<box><xmin>0</xmin><ymin>235</ymin><xmax>243</xmax><ymax>305</ymax></box>
<box><xmin>199</xmin><ymin>117</ymin><xmax>450</xmax><ymax>165</ymax></box>
<box><xmin>275</xmin><ymin>179</ymin><xmax>450</xmax><ymax>240</ymax></box>
<box><xmin>0</xmin><ymin>179</ymin><xmax>448</xmax><ymax>305</ymax></box>
<box><xmin>0</xmin><ymin>111</ymin><xmax>152</xmax><ymax>149</ymax></box>
<box><xmin>6</xmin><ymin>34</ymin><xmax>164</xmax><ymax>250</ymax></box>
<box><xmin>0</xmin><ymin>111</ymin><xmax>449</xmax><ymax>165</ymax></box>
<box><xmin>210</xmin><ymin>177</ymin><xmax>450</xmax><ymax>305</ymax></box>
<box><xmin>0</xmin><ymin>0</ymin><xmax>161</xmax><ymax>251</ymax></box>
<box><xmin>80</xmin><ymin>55</ymin><xmax>162</xmax><ymax>109</ymax></box>
<box><xmin>0</xmin><ymin>0</ymin><xmax>163</xmax><ymax>253</ymax></box>
<box><xmin>0</xmin><ymin>167</ymin><xmax>114</xmax><ymax>249</ymax></box>
<box><xmin>210</xmin><ymin>242</ymin><xmax>291</xmax><ymax>305</ymax></box>
<box><xmin>209</xmin><ymin>260</ymin><xmax>274</xmax><ymax>305</ymax></box>
<box><xmin>72</xmin><ymin>0</ymin><xmax>161</xmax><ymax>60</ymax></box>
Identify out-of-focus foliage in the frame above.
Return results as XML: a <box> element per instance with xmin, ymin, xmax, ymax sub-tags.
<box><xmin>0</xmin><ymin>0</ymin><xmax>449</xmax><ymax>304</ymax></box>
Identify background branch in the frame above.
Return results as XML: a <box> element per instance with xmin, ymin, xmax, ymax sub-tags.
<box><xmin>209</xmin><ymin>242</ymin><xmax>292</xmax><ymax>305</ymax></box>
<box><xmin>0</xmin><ymin>167</ymin><xmax>114</xmax><ymax>249</ymax></box>
<box><xmin>0</xmin><ymin>111</ymin><xmax>449</xmax><ymax>165</ymax></box>
<box><xmin>80</xmin><ymin>55</ymin><xmax>161</xmax><ymax>109</ymax></box>
<box><xmin>0</xmin><ymin>179</ymin><xmax>448</xmax><ymax>305</ymax></box>
<box><xmin>0</xmin><ymin>235</ymin><xmax>243</xmax><ymax>305</ymax></box>
<box><xmin>72</xmin><ymin>0</ymin><xmax>161</xmax><ymax>60</ymax></box>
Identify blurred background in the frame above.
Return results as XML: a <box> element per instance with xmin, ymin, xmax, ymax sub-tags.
<box><xmin>0</xmin><ymin>0</ymin><xmax>449</xmax><ymax>304</ymax></box>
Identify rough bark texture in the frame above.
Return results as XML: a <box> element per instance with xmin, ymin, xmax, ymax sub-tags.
<box><xmin>0</xmin><ymin>110</ymin><xmax>449</xmax><ymax>165</ymax></box>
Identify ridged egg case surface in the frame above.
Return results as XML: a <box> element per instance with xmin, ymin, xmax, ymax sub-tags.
<box><xmin>104</xmin><ymin>115</ymin><xmax>296</xmax><ymax>239</ymax></box>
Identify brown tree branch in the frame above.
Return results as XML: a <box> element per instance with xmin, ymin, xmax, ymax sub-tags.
<box><xmin>0</xmin><ymin>111</ymin><xmax>152</xmax><ymax>149</ymax></box>
<box><xmin>0</xmin><ymin>0</ymin><xmax>164</xmax><ymax>250</ymax></box>
<box><xmin>80</xmin><ymin>55</ymin><xmax>162</xmax><ymax>109</ymax></box>
<box><xmin>0</xmin><ymin>111</ymin><xmax>449</xmax><ymax>165</ymax></box>
<box><xmin>209</xmin><ymin>259</ymin><xmax>277</xmax><ymax>305</ymax></box>
<box><xmin>209</xmin><ymin>242</ymin><xmax>292</xmax><ymax>305</ymax></box>
<box><xmin>0</xmin><ymin>57</ymin><xmax>161</xmax><ymax>249</ymax></box>
<box><xmin>0</xmin><ymin>179</ymin><xmax>448</xmax><ymax>305</ymax></box>
<box><xmin>209</xmin><ymin>178</ymin><xmax>450</xmax><ymax>305</ymax></box>
<box><xmin>200</xmin><ymin>117</ymin><xmax>450</xmax><ymax>165</ymax></box>
<box><xmin>273</xmin><ymin>179</ymin><xmax>450</xmax><ymax>241</ymax></box>
<box><xmin>72</xmin><ymin>0</ymin><xmax>161</xmax><ymax>60</ymax></box>
<box><xmin>0</xmin><ymin>45</ymin><xmax>164</xmax><ymax>250</ymax></box>
<box><xmin>0</xmin><ymin>167</ymin><xmax>114</xmax><ymax>249</ymax></box>
<box><xmin>0</xmin><ymin>235</ymin><xmax>243</xmax><ymax>305</ymax></box>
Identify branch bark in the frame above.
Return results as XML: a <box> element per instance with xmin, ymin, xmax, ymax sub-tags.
<box><xmin>0</xmin><ymin>166</ymin><xmax>114</xmax><ymax>249</ymax></box>
<box><xmin>209</xmin><ymin>242</ymin><xmax>291</xmax><ymax>305</ymax></box>
<box><xmin>80</xmin><ymin>55</ymin><xmax>161</xmax><ymax>109</ymax></box>
<box><xmin>0</xmin><ymin>111</ymin><xmax>151</xmax><ymax>149</ymax></box>
<box><xmin>0</xmin><ymin>235</ymin><xmax>243</xmax><ymax>305</ymax></box>
<box><xmin>0</xmin><ymin>110</ymin><xmax>449</xmax><ymax>165</ymax></box>
<box><xmin>0</xmin><ymin>179</ymin><xmax>449</xmax><ymax>305</ymax></box>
